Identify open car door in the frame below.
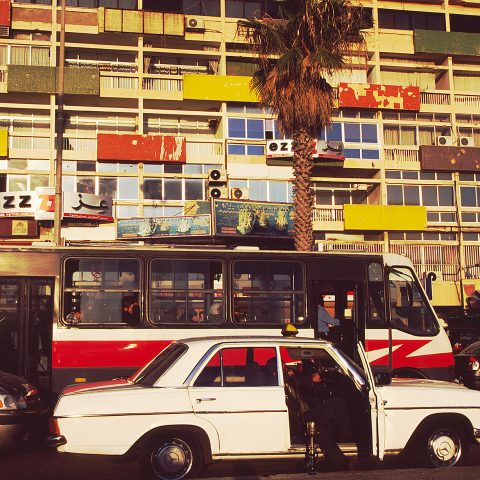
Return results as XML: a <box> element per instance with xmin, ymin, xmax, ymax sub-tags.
<box><xmin>357</xmin><ymin>341</ymin><xmax>386</xmax><ymax>460</ymax></box>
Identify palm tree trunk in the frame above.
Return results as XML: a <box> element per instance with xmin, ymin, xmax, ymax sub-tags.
<box><xmin>292</xmin><ymin>130</ymin><xmax>315</xmax><ymax>251</ymax></box>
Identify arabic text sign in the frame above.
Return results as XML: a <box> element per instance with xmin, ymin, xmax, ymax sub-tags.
<box><xmin>116</xmin><ymin>215</ymin><xmax>212</xmax><ymax>239</ymax></box>
<box><xmin>63</xmin><ymin>193</ymin><xmax>113</xmax><ymax>221</ymax></box>
<box><xmin>213</xmin><ymin>200</ymin><xmax>294</xmax><ymax>238</ymax></box>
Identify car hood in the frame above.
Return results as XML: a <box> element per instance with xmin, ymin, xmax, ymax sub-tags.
<box><xmin>379</xmin><ymin>377</ymin><xmax>480</xmax><ymax>408</ymax></box>
<box><xmin>0</xmin><ymin>370</ymin><xmax>36</xmax><ymax>396</ymax></box>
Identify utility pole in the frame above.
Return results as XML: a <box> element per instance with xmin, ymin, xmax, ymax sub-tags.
<box><xmin>54</xmin><ymin>0</ymin><xmax>66</xmax><ymax>246</ymax></box>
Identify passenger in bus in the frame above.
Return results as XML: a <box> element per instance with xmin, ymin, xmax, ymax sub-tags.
<box><xmin>122</xmin><ymin>296</ymin><xmax>140</xmax><ymax>326</ymax></box>
<box><xmin>65</xmin><ymin>306</ymin><xmax>82</xmax><ymax>325</ymax></box>
<box><xmin>208</xmin><ymin>302</ymin><xmax>223</xmax><ymax>322</ymax></box>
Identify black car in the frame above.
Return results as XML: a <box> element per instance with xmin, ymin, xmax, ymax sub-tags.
<box><xmin>454</xmin><ymin>340</ymin><xmax>480</xmax><ymax>390</ymax></box>
<box><xmin>0</xmin><ymin>371</ymin><xmax>49</xmax><ymax>450</ymax></box>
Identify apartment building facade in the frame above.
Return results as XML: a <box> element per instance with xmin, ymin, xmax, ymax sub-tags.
<box><xmin>0</xmin><ymin>0</ymin><xmax>479</xmax><ymax>317</ymax></box>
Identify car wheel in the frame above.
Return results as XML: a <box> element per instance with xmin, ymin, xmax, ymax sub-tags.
<box><xmin>414</xmin><ymin>423</ymin><xmax>467</xmax><ymax>468</ymax></box>
<box><xmin>139</xmin><ymin>435</ymin><xmax>203</xmax><ymax>480</ymax></box>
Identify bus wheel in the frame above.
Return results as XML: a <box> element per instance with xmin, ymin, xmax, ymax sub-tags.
<box><xmin>139</xmin><ymin>435</ymin><xmax>203</xmax><ymax>480</ymax></box>
<box><xmin>414</xmin><ymin>423</ymin><xmax>467</xmax><ymax>468</ymax></box>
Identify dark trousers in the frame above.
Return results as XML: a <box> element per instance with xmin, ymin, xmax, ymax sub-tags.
<box><xmin>304</xmin><ymin>396</ymin><xmax>348</xmax><ymax>470</ymax></box>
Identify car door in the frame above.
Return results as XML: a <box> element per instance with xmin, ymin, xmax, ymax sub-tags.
<box><xmin>187</xmin><ymin>345</ymin><xmax>290</xmax><ymax>454</ymax></box>
<box><xmin>357</xmin><ymin>342</ymin><xmax>386</xmax><ymax>460</ymax></box>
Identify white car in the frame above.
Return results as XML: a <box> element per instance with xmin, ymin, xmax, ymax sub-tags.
<box><xmin>48</xmin><ymin>336</ymin><xmax>480</xmax><ymax>479</ymax></box>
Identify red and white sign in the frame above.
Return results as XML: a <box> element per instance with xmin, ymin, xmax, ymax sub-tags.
<box><xmin>63</xmin><ymin>192</ymin><xmax>113</xmax><ymax>221</ymax></box>
<box><xmin>266</xmin><ymin>139</ymin><xmax>344</xmax><ymax>161</ymax></box>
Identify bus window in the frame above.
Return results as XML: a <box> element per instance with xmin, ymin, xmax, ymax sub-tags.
<box><xmin>149</xmin><ymin>259</ymin><xmax>224</xmax><ymax>325</ymax></box>
<box><xmin>63</xmin><ymin>258</ymin><xmax>141</xmax><ymax>326</ymax></box>
<box><xmin>388</xmin><ymin>266</ymin><xmax>439</xmax><ymax>336</ymax></box>
<box><xmin>233</xmin><ymin>261</ymin><xmax>305</xmax><ymax>325</ymax></box>
<box><xmin>367</xmin><ymin>263</ymin><xmax>387</xmax><ymax>329</ymax></box>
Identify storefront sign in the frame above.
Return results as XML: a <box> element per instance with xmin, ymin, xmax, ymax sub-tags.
<box><xmin>266</xmin><ymin>139</ymin><xmax>345</xmax><ymax>161</ymax></box>
<box><xmin>116</xmin><ymin>215</ymin><xmax>211</xmax><ymax>239</ymax></box>
<box><xmin>213</xmin><ymin>200</ymin><xmax>294</xmax><ymax>238</ymax></box>
<box><xmin>63</xmin><ymin>192</ymin><xmax>113</xmax><ymax>221</ymax></box>
<box><xmin>0</xmin><ymin>191</ymin><xmax>36</xmax><ymax>217</ymax></box>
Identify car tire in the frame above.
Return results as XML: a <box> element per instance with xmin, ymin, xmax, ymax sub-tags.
<box><xmin>138</xmin><ymin>434</ymin><xmax>203</xmax><ymax>480</ymax></box>
<box><xmin>412</xmin><ymin>422</ymin><xmax>468</xmax><ymax>468</ymax></box>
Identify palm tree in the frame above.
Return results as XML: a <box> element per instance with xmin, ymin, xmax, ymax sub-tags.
<box><xmin>238</xmin><ymin>0</ymin><xmax>372</xmax><ymax>251</ymax></box>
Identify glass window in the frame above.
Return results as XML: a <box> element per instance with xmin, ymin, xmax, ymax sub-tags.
<box><xmin>63</xmin><ymin>257</ymin><xmax>141</xmax><ymax>326</ymax></box>
<box><xmin>233</xmin><ymin>261</ymin><xmax>305</xmax><ymax>326</ymax></box>
<box><xmin>362</xmin><ymin>149</ymin><xmax>380</xmax><ymax>159</ymax></box>
<box><xmin>344</xmin><ymin>148</ymin><xmax>361</xmax><ymax>158</ymax></box>
<box><xmin>461</xmin><ymin>186</ymin><xmax>477</xmax><ymax>207</ymax></box>
<box><xmin>228</xmin><ymin>118</ymin><xmax>246</xmax><ymax>138</ymax></box>
<box><xmin>144</xmin><ymin>179</ymin><xmax>163</xmax><ymax>200</ymax></box>
<box><xmin>228</xmin><ymin>144</ymin><xmax>246</xmax><ymax>155</ymax></box>
<box><xmin>249</xmin><ymin>180</ymin><xmax>268</xmax><ymax>201</ymax></box>
<box><xmin>269</xmin><ymin>181</ymin><xmax>288</xmax><ymax>202</ymax></box>
<box><xmin>404</xmin><ymin>186</ymin><xmax>420</xmax><ymax>205</ymax></box>
<box><xmin>387</xmin><ymin>185</ymin><xmax>403</xmax><ymax>205</ymax></box>
<box><xmin>149</xmin><ymin>259</ymin><xmax>224</xmax><ymax>326</ymax></box>
<box><xmin>422</xmin><ymin>186</ymin><xmax>438</xmax><ymax>206</ymax></box>
<box><xmin>118</xmin><ymin>177</ymin><xmax>138</xmax><ymax>200</ymax></box>
<box><xmin>438</xmin><ymin>186</ymin><xmax>454</xmax><ymax>206</ymax></box>
<box><xmin>327</xmin><ymin>123</ymin><xmax>342</xmax><ymax>142</ymax></box>
<box><xmin>247</xmin><ymin>145</ymin><xmax>264</xmax><ymax>155</ymax></box>
<box><xmin>246</xmin><ymin>119</ymin><xmax>264</xmax><ymax>139</ymax></box>
<box><xmin>361</xmin><ymin>124</ymin><xmax>378</xmax><ymax>143</ymax></box>
<box><xmin>344</xmin><ymin>123</ymin><xmax>361</xmax><ymax>143</ymax></box>
<box><xmin>164</xmin><ymin>179</ymin><xmax>182</xmax><ymax>200</ymax></box>
<box><xmin>388</xmin><ymin>266</ymin><xmax>439</xmax><ymax>336</ymax></box>
<box><xmin>99</xmin><ymin>178</ymin><xmax>117</xmax><ymax>198</ymax></box>
<box><xmin>117</xmin><ymin>205</ymin><xmax>138</xmax><ymax>218</ymax></box>
<box><xmin>185</xmin><ymin>179</ymin><xmax>203</xmax><ymax>200</ymax></box>
<box><xmin>77</xmin><ymin>177</ymin><xmax>95</xmax><ymax>194</ymax></box>
<box><xmin>194</xmin><ymin>347</ymin><xmax>278</xmax><ymax>387</ymax></box>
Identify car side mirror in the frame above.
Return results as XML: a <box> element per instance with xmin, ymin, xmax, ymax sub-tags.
<box><xmin>374</xmin><ymin>372</ymin><xmax>392</xmax><ymax>386</ymax></box>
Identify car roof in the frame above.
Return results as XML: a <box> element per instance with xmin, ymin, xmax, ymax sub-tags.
<box><xmin>175</xmin><ymin>335</ymin><xmax>329</xmax><ymax>347</ymax></box>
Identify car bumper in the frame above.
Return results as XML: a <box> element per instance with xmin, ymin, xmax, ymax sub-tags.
<box><xmin>0</xmin><ymin>409</ymin><xmax>48</xmax><ymax>449</ymax></box>
<box><xmin>47</xmin><ymin>434</ymin><xmax>67</xmax><ymax>448</ymax></box>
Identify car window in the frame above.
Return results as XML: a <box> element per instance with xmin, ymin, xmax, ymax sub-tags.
<box><xmin>461</xmin><ymin>342</ymin><xmax>480</xmax><ymax>355</ymax></box>
<box><xmin>132</xmin><ymin>342</ymin><xmax>188</xmax><ymax>386</ymax></box>
<box><xmin>193</xmin><ymin>347</ymin><xmax>278</xmax><ymax>387</ymax></box>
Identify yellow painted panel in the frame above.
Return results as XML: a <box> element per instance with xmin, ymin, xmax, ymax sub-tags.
<box><xmin>344</xmin><ymin>205</ymin><xmax>426</xmax><ymax>230</ymax></box>
<box><xmin>122</xmin><ymin>10</ymin><xmax>143</xmax><ymax>33</ymax></box>
<box><xmin>431</xmin><ymin>281</ymin><xmax>462</xmax><ymax>307</ymax></box>
<box><xmin>144</xmin><ymin>11</ymin><xmax>163</xmax><ymax>35</ymax></box>
<box><xmin>104</xmin><ymin>9</ymin><xmax>122</xmax><ymax>32</ymax></box>
<box><xmin>164</xmin><ymin>13</ymin><xmax>184</xmax><ymax>36</ymax></box>
<box><xmin>0</xmin><ymin>129</ymin><xmax>7</xmax><ymax>157</ymax></box>
<box><xmin>183</xmin><ymin>75</ymin><xmax>258</xmax><ymax>102</ymax></box>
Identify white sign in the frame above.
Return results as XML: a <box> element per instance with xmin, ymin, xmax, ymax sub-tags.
<box><xmin>63</xmin><ymin>192</ymin><xmax>113</xmax><ymax>221</ymax></box>
<box><xmin>35</xmin><ymin>187</ymin><xmax>56</xmax><ymax>221</ymax></box>
<box><xmin>0</xmin><ymin>191</ymin><xmax>35</xmax><ymax>217</ymax></box>
<box><xmin>266</xmin><ymin>139</ymin><xmax>345</xmax><ymax>160</ymax></box>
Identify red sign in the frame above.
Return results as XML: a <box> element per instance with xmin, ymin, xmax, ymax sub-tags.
<box><xmin>97</xmin><ymin>134</ymin><xmax>186</xmax><ymax>163</ymax></box>
<box><xmin>338</xmin><ymin>83</ymin><xmax>420</xmax><ymax>111</ymax></box>
<box><xmin>0</xmin><ymin>0</ymin><xmax>10</xmax><ymax>27</ymax></box>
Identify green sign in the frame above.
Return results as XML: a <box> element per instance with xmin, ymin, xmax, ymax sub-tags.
<box><xmin>116</xmin><ymin>215</ymin><xmax>211</xmax><ymax>239</ymax></box>
<box><xmin>213</xmin><ymin>200</ymin><xmax>294</xmax><ymax>238</ymax></box>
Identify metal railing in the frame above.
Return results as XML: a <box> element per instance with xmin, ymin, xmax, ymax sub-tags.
<box><xmin>100</xmin><ymin>75</ymin><xmax>139</xmax><ymax>90</ymax></box>
<box><xmin>142</xmin><ymin>75</ymin><xmax>183</xmax><ymax>93</ymax></box>
<box><xmin>66</xmin><ymin>59</ymin><xmax>137</xmax><ymax>73</ymax></box>
<box><xmin>63</xmin><ymin>137</ymin><xmax>97</xmax><ymax>152</ymax></box>
<box><xmin>455</xmin><ymin>94</ymin><xmax>480</xmax><ymax>108</ymax></box>
<box><xmin>420</xmin><ymin>91</ymin><xmax>450</xmax><ymax>106</ymax></box>
<box><xmin>9</xmin><ymin>135</ymin><xmax>50</xmax><ymax>150</ymax></box>
<box><xmin>186</xmin><ymin>140</ymin><xmax>223</xmax><ymax>158</ymax></box>
<box><xmin>313</xmin><ymin>206</ymin><xmax>344</xmax><ymax>222</ymax></box>
<box><xmin>383</xmin><ymin>147</ymin><xmax>419</xmax><ymax>163</ymax></box>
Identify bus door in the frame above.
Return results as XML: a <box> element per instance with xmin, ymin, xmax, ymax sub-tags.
<box><xmin>312</xmin><ymin>280</ymin><xmax>363</xmax><ymax>360</ymax></box>
<box><xmin>0</xmin><ymin>277</ymin><xmax>53</xmax><ymax>390</ymax></box>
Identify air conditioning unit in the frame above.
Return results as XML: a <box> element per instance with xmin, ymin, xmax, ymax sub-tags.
<box><xmin>208</xmin><ymin>186</ymin><xmax>228</xmax><ymax>199</ymax></box>
<box><xmin>0</xmin><ymin>26</ymin><xmax>9</xmax><ymax>38</ymax></box>
<box><xmin>207</xmin><ymin>168</ymin><xmax>227</xmax><ymax>183</ymax></box>
<box><xmin>436</xmin><ymin>136</ymin><xmax>453</xmax><ymax>146</ymax></box>
<box><xmin>459</xmin><ymin>136</ymin><xmax>475</xmax><ymax>147</ymax></box>
<box><xmin>185</xmin><ymin>16</ymin><xmax>205</xmax><ymax>32</ymax></box>
<box><xmin>231</xmin><ymin>187</ymin><xmax>249</xmax><ymax>200</ymax></box>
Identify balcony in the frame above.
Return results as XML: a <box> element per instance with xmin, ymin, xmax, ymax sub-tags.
<box><xmin>186</xmin><ymin>140</ymin><xmax>223</xmax><ymax>163</ymax></box>
<box><xmin>8</xmin><ymin>134</ymin><xmax>50</xmax><ymax>158</ymax></box>
<box><xmin>420</xmin><ymin>91</ymin><xmax>451</xmax><ymax>112</ymax></box>
<box><xmin>100</xmin><ymin>72</ymin><xmax>139</xmax><ymax>98</ymax></box>
<box><xmin>384</xmin><ymin>146</ymin><xmax>419</xmax><ymax>168</ymax></box>
<box><xmin>0</xmin><ymin>67</ymin><xmax>7</xmax><ymax>93</ymax></box>
<box><xmin>312</xmin><ymin>206</ymin><xmax>344</xmax><ymax>231</ymax></box>
<box><xmin>63</xmin><ymin>136</ymin><xmax>97</xmax><ymax>161</ymax></box>
<box><xmin>142</xmin><ymin>74</ymin><xmax>183</xmax><ymax>100</ymax></box>
<box><xmin>66</xmin><ymin>59</ymin><xmax>137</xmax><ymax>74</ymax></box>
<box><xmin>454</xmin><ymin>94</ymin><xmax>480</xmax><ymax>112</ymax></box>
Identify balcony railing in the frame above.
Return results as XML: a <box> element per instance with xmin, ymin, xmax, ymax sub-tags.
<box><xmin>383</xmin><ymin>146</ymin><xmax>419</xmax><ymax>163</ymax></box>
<box><xmin>420</xmin><ymin>91</ymin><xmax>450</xmax><ymax>106</ymax></box>
<box><xmin>100</xmin><ymin>74</ymin><xmax>139</xmax><ymax>90</ymax></box>
<box><xmin>313</xmin><ymin>206</ymin><xmax>344</xmax><ymax>222</ymax></box>
<box><xmin>186</xmin><ymin>140</ymin><xmax>223</xmax><ymax>159</ymax></box>
<box><xmin>455</xmin><ymin>94</ymin><xmax>480</xmax><ymax>108</ymax></box>
<box><xmin>66</xmin><ymin>59</ymin><xmax>137</xmax><ymax>73</ymax></box>
<box><xmin>9</xmin><ymin>135</ymin><xmax>50</xmax><ymax>150</ymax></box>
<box><xmin>63</xmin><ymin>137</ymin><xmax>97</xmax><ymax>152</ymax></box>
<box><xmin>143</xmin><ymin>75</ymin><xmax>183</xmax><ymax>93</ymax></box>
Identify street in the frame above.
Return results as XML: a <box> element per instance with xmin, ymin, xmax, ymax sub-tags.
<box><xmin>2</xmin><ymin>443</ymin><xmax>480</xmax><ymax>480</ymax></box>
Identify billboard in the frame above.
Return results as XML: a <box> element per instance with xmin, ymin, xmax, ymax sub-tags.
<box><xmin>213</xmin><ymin>200</ymin><xmax>294</xmax><ymax>238</ymax></box>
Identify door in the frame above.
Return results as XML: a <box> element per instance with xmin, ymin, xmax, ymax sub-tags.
<box><xmin>0</xmin><ymin>277</ymin><xmax>54</xmax><ymax>390</ymax></box>
<box><xmin>188</xmin><ymin>345</ymin><xmax>290</xmax><ymax>454</ymax></box>
<box><xmin>357</xmin><ymin>341</ymin><xmax>385</xmax><ymax>460</ymax></box>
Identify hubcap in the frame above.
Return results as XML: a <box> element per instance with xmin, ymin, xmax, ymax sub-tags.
<box><xmin>151</xmin><ymin>438</ymin><xmax>193</xmax><ymax>480</ymax></box>
<box><xmin>427</xmin><ymin>429</ymin><xmax>462</xmax><ymax>467</ymax></box>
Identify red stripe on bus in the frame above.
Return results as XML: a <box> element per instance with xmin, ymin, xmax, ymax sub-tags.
<box><xmin>366</xmin><ymin>339</ymin><xmax>454</xmax><ymax>368</ymax></box>
<box><xmin>52</xmin><ymin>340</ymin><xmax>171</xmax><ymax>368</ymax></box>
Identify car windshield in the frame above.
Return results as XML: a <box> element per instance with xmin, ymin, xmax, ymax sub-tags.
<box><xmin>132</xmin><ymin>342</ymin><xmax>188</xmax><ymax>386</ymax></box>
<box><xmin>460</xmin><ymin>342</ymin><xmax>480</xmax><ymax>355</ymax></box>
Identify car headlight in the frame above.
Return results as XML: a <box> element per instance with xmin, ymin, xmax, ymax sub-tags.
<box><xmin>0</xmin><ymin>394</ymin><xmax>28</xmax><ymax>410</ymax></box>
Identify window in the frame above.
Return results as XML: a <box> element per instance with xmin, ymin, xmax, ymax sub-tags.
<box><xmin>388</xmin><ymin>267</ymin><xmax>439</xmax><ymax>336</ymax></box>
<box><xmin>387</xmin><ymin>185</ymin><xmax>454</xmax><ymax>207</ymax></box>
<box><xmin>149</xmin><ymin>259</ymin><xmax>224</xmax><ymax>325</ymax></box>
<box><xmin>194</xmin><ymin>347</ymin><xmax>278</xmax><ymax>387</ymax></box>
<box><xmin>233</xmin><ymin>261</ymin><xmax>305</xmax><ymax>326</ymax></box>
<box><xmin>63</xmin><ymin>257</ymin><xmax>141</xmax><ymax>326</ymax></box>
<box><xmin>378</xmin><ymin>9</ymin><xmax>445</xmax><ymax>31</ymax></box>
